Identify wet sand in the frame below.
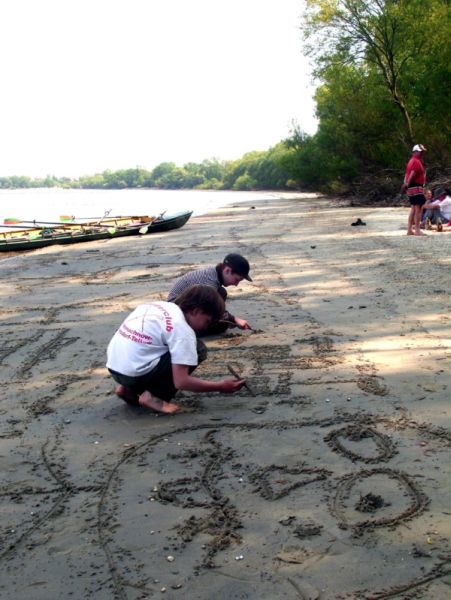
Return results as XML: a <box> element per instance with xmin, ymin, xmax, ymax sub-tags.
<box><xmin>1</xmin><ymin>194</ymin><xmax>450</xmax><ymax>599</ymax></box>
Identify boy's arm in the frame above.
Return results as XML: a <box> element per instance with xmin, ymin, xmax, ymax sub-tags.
<box><xmin>172</xmin><ymin>364</ymin><xmax>245</xmax><ymax>393</ymax></box>
<box><xmin>423</xmin><ymin>200</ymin><xmax>440</xmax><ymax>209</ymax></box>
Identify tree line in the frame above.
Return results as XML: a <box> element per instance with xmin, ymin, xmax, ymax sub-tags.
<box><xmin>1</xmin><ymin>1</ymin><xmax>449</xmax><ymax>201</ymax></box>
<box><xmin>0</xmin><ymin>150</ymin><xmax>295</xmax><ymax>192</ymax></box>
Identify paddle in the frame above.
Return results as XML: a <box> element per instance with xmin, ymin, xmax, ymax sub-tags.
<box><xmin>4</xmin><ymin>218</ymin><xmax>56</xmax><ymax>225</ymax></box>
<box><xmin>4</xmin><ymin>218</ymin><xmax>117</xmax><ymax>235</ymax></box>
<box><xmin>60</xmin><ymin>214</ymin><xmax>124</xmax><ymax>222</ymax></box>
<box><xmin>0</xmin><ymin>223</ymin><xmax>48</xmax><ymax>230</ymax></box>
<box><xmin>60</xmin><ymin>214</ymin><xmax>154</xmax><ymax>235</ymax></box>
<box><xmin>61</xmin><ymin>209</ymin><xmax>114</xmax><ymax>227</ymax></box>
<box><xmin>97</xmin><ymin>209</ymin><xmax>112</xmax><ymax>226</ymax></box>
<box><xmin>132</xmin><ymin>211</ymin><xmax>165</xmax><ymax>235</ymax></box>
<box><xmin>62</xmin><ymin>217</ymin><xmax>148</xmax><ymax>234</ymax></box>
<box><xmin>0</xmin><ymin>223</ymin><xmax>59</xmax><ymax>241</ymax></box>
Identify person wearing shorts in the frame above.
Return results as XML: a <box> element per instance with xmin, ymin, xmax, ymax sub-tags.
<box><xmin>106</xmin><ymin>285</ymin><xmax>245</xmax><ymax>414</ymax></box>
<box><xmin>401</xmin><ymin>144</ymin><xmax>427</xmax><ymax>236</ymax></box>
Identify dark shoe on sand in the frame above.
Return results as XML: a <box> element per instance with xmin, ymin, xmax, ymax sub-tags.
<box><xmin>351</xmin><ymin>218</ymin><xmax>366</xmax><ymax>226</ymax></box>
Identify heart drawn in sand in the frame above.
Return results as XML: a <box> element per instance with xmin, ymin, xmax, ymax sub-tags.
<box><xmin>249</xmin><ymin>463</ymin><xmax>331</xmax><ymax>500</ymax></box>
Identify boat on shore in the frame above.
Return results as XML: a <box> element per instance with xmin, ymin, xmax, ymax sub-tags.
<box><xmin>0</xmin><ymin>210</ymin><xmax>193</xmax><ymax>252</ymax></box>
<box><xmin>146</xmin><ymin>210</ymin><xmax>192</xmax><ymax>233</ymax></box>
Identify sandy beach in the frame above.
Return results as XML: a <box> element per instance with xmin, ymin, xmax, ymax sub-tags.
<box><xmin>1</xmin><ymin>193</ymin><xmax>450</xmax><ymax>600</ymax></box>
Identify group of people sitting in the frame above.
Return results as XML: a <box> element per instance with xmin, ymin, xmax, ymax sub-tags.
<box><xmin>420</xmin><ymin>187</ymin><xmax>451</xmax><ymax>231</ymax></box>
<box><xmin>106</xmin><ymin>253</ymin><xmax>252</xmax><ymax>414</ymax></box>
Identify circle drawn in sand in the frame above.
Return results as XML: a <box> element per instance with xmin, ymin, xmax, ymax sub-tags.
<box><xmin>324</xmin><ymin>424</ymin><xmax>396</xmax><ymax>463</ymax></box>
<box><xmin>330</xmin><ymin>467</ymin><xmax>429</xmax><ymax>534</ymax></box>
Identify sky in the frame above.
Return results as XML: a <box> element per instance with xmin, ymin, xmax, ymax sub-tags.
<box><xmin>0</xmin><ymin>0</ymin><xmax>317</xmax><ymax>179</ymax></box>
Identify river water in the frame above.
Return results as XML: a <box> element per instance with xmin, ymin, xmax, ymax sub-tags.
<box><xmin>0</xmin><ymin>188</ymin><xmax>277</xmax><ymax>230</ymax></box>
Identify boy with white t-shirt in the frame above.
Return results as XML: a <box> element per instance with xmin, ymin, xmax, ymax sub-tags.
<box><xmin>107</xmin><ymin>285</ymin><xmax>245</xmax><ymax>414</ymax></box>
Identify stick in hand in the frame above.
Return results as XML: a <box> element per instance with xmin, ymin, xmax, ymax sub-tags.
<box><xmin>227</xmin><ymin>365</ymin><xmax>256</xmax><ymax>396</ymax></box>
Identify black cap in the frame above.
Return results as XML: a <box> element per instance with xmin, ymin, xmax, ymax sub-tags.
<box><xmin>223</xmin><ymin>253</ymin><xmax>252</xmax><ymax>281</ymax></box>
<box><xmin>433</xmin><ymin>187</ymin><xmax>446</xmax><ymax>199</ymax></box>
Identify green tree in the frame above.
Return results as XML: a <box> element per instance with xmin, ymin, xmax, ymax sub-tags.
<box><xmin>296</xmin><ymin>0</ymin><xmax>450</xmax><ymax>193</ymax></box>
<box><xmin>232</xmin><ymin>173</ymin><xmax>257</xmax><ymax>191</ymax></box>
<box><xmin>182</xmin><ymin>163</ymin><xmax>205</xmax><ymax>188</ymax></box>
<box><xmin>149</xmin><ymin>162</ymin><xmax>177</xmax><ymax>187</ymax></box>
<box><xmin>199</xmin><ymin>159</ymin><xmax>227</xmax><ymax>183</ymax></box>
<box><xmin>303</xmin><ymin>0</ymin><xmax>448</xmax><ymax>146</ymax></box>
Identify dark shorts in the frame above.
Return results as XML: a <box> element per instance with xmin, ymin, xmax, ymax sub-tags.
<box><xmin>409</xmin><ymin>193</ymin><xmax>425</xmax><ymax>206</ymax></box>
<box><xmin>109</xmin><ymin>339</ymin><xmax>207</xmax><ymax>404</ymax></box>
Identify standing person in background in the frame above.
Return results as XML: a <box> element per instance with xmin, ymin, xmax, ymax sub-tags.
<box><xmin>167</xmin><ymin>253</ymin><xmax>253</xmax><ymax>335</ymax></box>
<box><xmin>401</xmin><ymin>144</ymin><xmax>427</xmax><ymax>236</ymax></box>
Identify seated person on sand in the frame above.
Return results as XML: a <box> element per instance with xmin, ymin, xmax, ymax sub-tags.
<box><xmin>422</xmin><ymin>187</ymin><xmax>451</xmax><ymax>230</ymax></box>
<box><xmin>106</xmin><ymin>285</ymin><xmax>246</xmax><ymax>414</ymax></box>
<box><xmin>167</xmin><ymin>253</ymin><xmax>253</xmax><ymax>335</ymax></box>
<box><xmin>420</xmin><ymin>188</ymin><xmax>432</xmax><ymax>226</ymax></box>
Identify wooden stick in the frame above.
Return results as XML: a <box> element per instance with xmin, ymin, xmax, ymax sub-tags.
<box><xmin>4</xmin><ymin>218</ymin><xmax>118</xmax><ymax>230</ymax></box>
<box><xmin>227</xmin><ymin>365</ymin><xmax>256</xmax><ymax>396</ymax></box>
<box><xmin>0</xmin><ymin>223</ymin><xmax>44</xmax><ymax>230</ymax></box>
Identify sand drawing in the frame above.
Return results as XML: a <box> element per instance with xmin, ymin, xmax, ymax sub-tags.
<box><xmin>1</xmin><ymin>196</ymin><xmax>450</xmax><ymax>599</ymax></box>
<box><xmin>88</xmin><ymin>415</ymin><xmax>450</xmax><ymax>599</ymax></box>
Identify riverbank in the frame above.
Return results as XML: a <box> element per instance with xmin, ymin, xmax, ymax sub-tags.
<box><xmin>1</xmin><ymin>194</ymin><xmax>450</xmax><ymax>599</ymax></box>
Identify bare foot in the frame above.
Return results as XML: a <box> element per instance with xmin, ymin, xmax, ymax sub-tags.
<box><xmin>138</xmin><ymin>391</ymin><xmax>181</xmax><ymax>414</ymax></box>
<box><xmin>407</xmin><ymin>230</ymin><xmax>414</xmax><ymax>235</ymax></box>
<box><xmin>115</xmin><ymin>385</ymin><xmax>139</xmax><ymax>404</ymax></box>
<box><xmin>414</xmin><ymin>231</ymin><xmax>427</xmax><ymax>236</ymax></box>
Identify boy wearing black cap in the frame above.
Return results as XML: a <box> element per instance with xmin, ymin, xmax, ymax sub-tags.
<box><xmin>167</xmin><ymin>253</ymin><xmax>252</xmax><ymax>334</ymax></box>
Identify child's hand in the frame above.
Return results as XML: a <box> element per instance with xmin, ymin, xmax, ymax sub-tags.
<box><xmin>220</xmin><ymin>378</ymin><xmax>246</xmax><ymax>393</ymax></box>
<box><xmin>234</xmin><ymin>317</ymin><xmax>251</xmax><ymax>330</ymax></box>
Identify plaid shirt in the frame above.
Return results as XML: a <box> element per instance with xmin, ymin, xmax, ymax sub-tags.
<box><xmin>167</xmin><ymin>266</ymin><xmax>234</xmax><ymax>322</ymax></box>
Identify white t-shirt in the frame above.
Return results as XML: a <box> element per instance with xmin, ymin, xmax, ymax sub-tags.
<box><xmin>439</xmin><ymin>196</ymin><xmax>451</xmax><ymax>220</ymax></box>
<box><xmin>430</xmin><ymin>195</ymin><xmax>451</xmax><ymax>220</ymax></box>
<box><xmin>106</xmin><ymin>301</ymin><xmax>198</xmax><ymax>377</ymax></box>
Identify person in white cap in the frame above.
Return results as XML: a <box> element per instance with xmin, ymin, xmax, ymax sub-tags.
<box><xmin>401</xmin><ymin>144</ymin><xmax>427</xmax><ymax>236</ymax></box>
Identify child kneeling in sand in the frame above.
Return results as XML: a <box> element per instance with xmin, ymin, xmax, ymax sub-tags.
<box><xmin>106</xmin><ymin>285</ymin><xmax>245</xmax><ymax>414</ymax></box>
<box><xmin>167</xmin><ymin>253</ymin><xmax>253</xmax><ymax>334</ymax></box>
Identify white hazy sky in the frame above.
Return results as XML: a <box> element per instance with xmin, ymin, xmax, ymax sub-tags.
<box><xmin>0</xmin><ymin>0</ymin><xmax>317</xmax><ymax>178</ymax></box>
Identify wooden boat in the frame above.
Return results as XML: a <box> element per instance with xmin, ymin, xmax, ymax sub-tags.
<box><xmin>0</xmin><ymin>210</ymin><xmax>192</xmax><ymax>252</ymax></box>
<box><xmin>0</xmin><ymin>215</ymin><xmax>154</xmax><ymax>252</ymax></box>
<box><xmin>146</xmin><ymin>210</ymin><xmax>192</xmax><ymax>233</ymax></box>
